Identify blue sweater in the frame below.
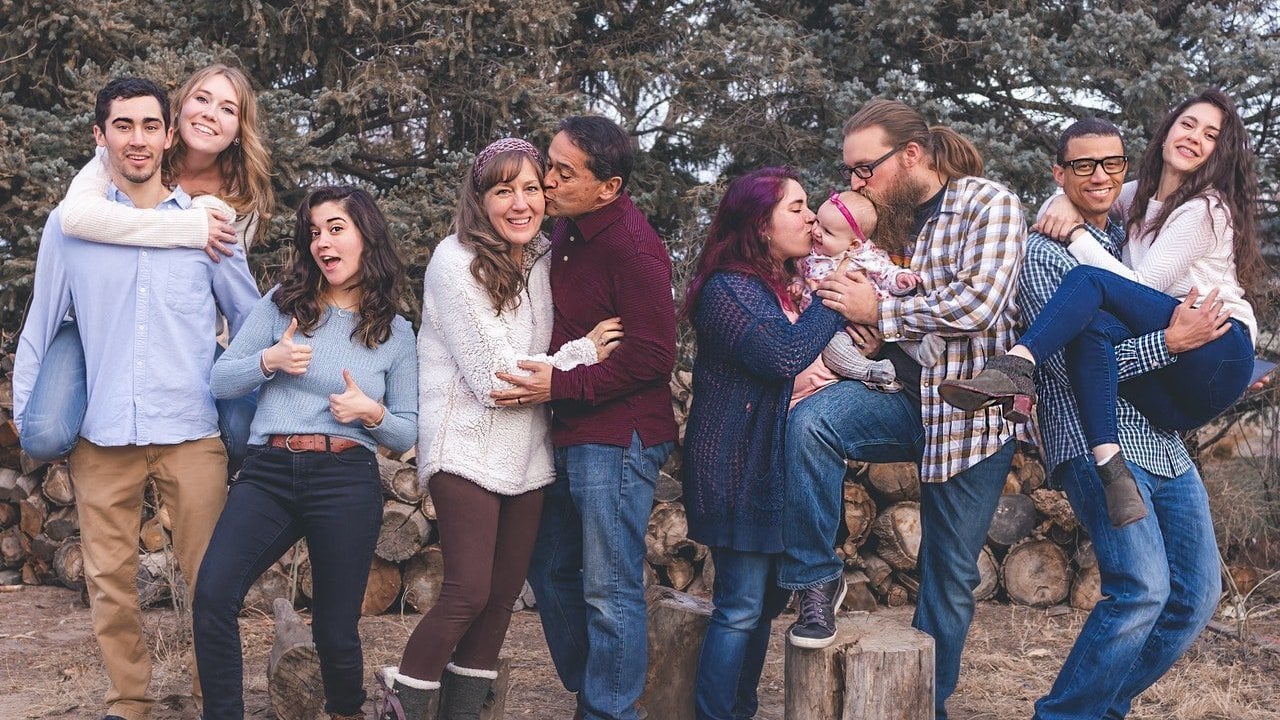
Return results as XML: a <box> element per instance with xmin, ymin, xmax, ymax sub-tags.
<box><xmin>682</xmin><ymin>271</ymin><xmax>844</xmax><ymax>552</ymax></box>
<box><xmin>211</xmin><ymin>287</ymin><xmax>419</xmax><ymax>454</ymax></box>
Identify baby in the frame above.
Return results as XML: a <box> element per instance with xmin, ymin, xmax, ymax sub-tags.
<box><xmin>796</xmin><ymin>190</ymin><xmax>945</xmax><ymax>385</ymax></box>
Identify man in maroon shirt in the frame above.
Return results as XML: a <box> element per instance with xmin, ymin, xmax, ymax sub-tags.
<box><xmin>493</xmin><ymin>116</ymin><xmax>677</xmax><ymax>720</ymax></box>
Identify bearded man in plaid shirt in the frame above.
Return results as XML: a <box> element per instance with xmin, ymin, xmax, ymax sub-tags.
<box><xmin>778</xmin><ymin>98</ymin><xmax>1030</xmax><ymax>719</ymax></box>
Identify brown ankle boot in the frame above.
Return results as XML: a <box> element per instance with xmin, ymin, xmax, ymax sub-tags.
<box><xmin>1096</xmin><ymin>451</ymin><xmax>1148</xmax><ymax>528</ymax></box>
<box><xmin>939</xmin><ymin>354</ymin><xmax>1037</xmax><ymax>422</ymax></box>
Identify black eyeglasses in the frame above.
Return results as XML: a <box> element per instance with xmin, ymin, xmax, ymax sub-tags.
<box><xmin>840</xmin><ymin>143</ymin><xmax>906</xmax><ymax>182</ymax></box>
<box><xmin>1060</xmin><ymin>155</ymin><xmax>1128</xmax><ymax>177</ymax></box>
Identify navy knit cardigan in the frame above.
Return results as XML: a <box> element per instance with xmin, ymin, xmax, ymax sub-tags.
<box><xmin>682</xmin><ymin>271</ymin><xmax>845</xmax><ymax>553</ymax></box>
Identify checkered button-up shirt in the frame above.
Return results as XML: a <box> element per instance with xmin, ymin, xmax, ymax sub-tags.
<box><xmin>878</xmin><ymin>176</ymin><xmax>1031</xmax><ymax>483</ymax></box>
<box><xmin>1019</xmin><ymin>222</ymin><xmax>1192</xmax><ymax>479</ymax></box>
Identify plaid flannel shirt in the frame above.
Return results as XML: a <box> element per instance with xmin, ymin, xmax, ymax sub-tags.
<box><xmin>879</xmin><ymin>176</ymin><xmax>1032</xmax><ymax>483</ymax></box>
<box><xmin>1019</xmin><ymin>222</ymin><xmax>1192</xmax><ymax>480</ymax></box>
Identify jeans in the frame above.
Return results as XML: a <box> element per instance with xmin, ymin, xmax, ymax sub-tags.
<box><xmin>18</xmin><ymin>320</ymin><xmax>256</xmax><ymax>473</ymax></box>
<box><xmin>1019</xmin><ymin>265</ymin><xmax>1254</xmax><ymax>446</ymax></box>
<box><xmin>694</xmin><ymin>548</ymin><xmax>790</xmax><ymax>720</ymax></box>
<box><xmin>779</xmin><ymin>380</ymin><xmax>924</xmax><ymax>589</ymax></box>
<box><xmin>527</xmin><ymin>431</ymin><xmax>673</xmax><ymax>720</ymax></box>
<box><xmin>19</xmin><ymin>321</ymin><xmax>86</xmax><ymax>461</ymax></box>
<box><xmin>913</xmin><ymin>439</ymin><xmax>1016</xmax><ymax>719</ymax></box>
<box><xmin>193</xmin><ymin>445</ymin><xmax>382</xmax><ymax>719</ymax></box>
<box><xmin>1033</xmin><ymin>456</ymin><xmax>1220</xmax><ymax>720</ymax></box>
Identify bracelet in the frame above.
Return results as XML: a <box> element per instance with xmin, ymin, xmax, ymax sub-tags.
<box><xmin>259</xmin><ymin>350</ymin><xmax>276</xmax><ymax>378</ymax></box>
<box><xmin>1067</xmin><ymin>223</ymin><xmax>1090</xmax><ymax>238</ymax></box>
<box><xmin>362</xmin><ymin>405</ymin><xmax>386</xmax><ymax>430</ymax></box>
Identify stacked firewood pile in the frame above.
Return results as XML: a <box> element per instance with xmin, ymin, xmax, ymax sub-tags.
<box><xmin>0</xmin><ymin>361</ymin><xmax>1101</xmax><ymax>615</ymax></box>
<box><xmin>650</xmin><ymin>370</ymin><xmax>1104</xmax><ymax>613</ymax></box>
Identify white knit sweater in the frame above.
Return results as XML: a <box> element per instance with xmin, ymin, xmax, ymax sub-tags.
<box><xmin>59</xmin><ymin>150</ymin><xmax>254</xmax><ymax>249</ymax></box>
<box><xmin>1069</xmin><ymin>181</ymin><xmax>1257</xmax><ymax>344</ymax></box>
<box><xmin>417</xmin><ymin>234</ymin><xmax>598</xmax><ymax>495</ymax></box>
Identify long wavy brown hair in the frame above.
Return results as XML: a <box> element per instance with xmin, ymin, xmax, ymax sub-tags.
<box><xmin>274</xmin><ymin>186</ymin><xmax>404</xmax><ymax>348</ymax></box>
<box><xmin>164</xmin><ymin>64</ymin><xmax>275</xmax><ymax>227</ymax></box>
<box><xmin>1128</xmin><ymin>88</ymin><xmax>1265</xmax><ymax>296</ymax></box>
<box><xmin>454</xmin><ymin>151</ymin><xmax>546</xmax><ymax>315</ymax></box>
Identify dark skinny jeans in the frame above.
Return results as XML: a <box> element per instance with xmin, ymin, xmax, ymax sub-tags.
<box><xmin>398</xmin><ymin>472</ymin><xmax>545</xmax><ymax>680</ymax></box>
<box><xmin>1018</xmin><ymin>265</ymin><xmax>1254</xmax><ymax>447</ymax></box>
<box><xmin>193</xmin><ymin>444</ymin><xmax>382</xmax><ymax>718</ymax></box>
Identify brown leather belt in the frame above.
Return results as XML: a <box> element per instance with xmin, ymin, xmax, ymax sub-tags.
<box><xmin>268</xmin><ymin>434</ymin><xmax>361</xmax><ymax>454</ymax></box>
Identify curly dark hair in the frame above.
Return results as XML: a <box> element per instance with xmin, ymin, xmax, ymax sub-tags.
<box><xmin>273</xmin><ymin>186</ymin><xmax>404</xmax><ymax>348</ymax></box>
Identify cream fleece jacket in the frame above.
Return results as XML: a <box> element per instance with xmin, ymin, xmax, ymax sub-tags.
<box><xmin>417</xmin><ymin>234</ymin><xmax>598</xmax><ymax>495</ymax></box>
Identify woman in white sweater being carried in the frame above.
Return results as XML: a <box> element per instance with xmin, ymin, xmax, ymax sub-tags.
<box><xmin>941</xmin><ymin>88</ymin><xmax>1264</xmax><ymax>528</ymax></box>
<box><xmin>379</xmin><ymin>139</ymin><xmax>622</xmax><ymax>720</ymax></box>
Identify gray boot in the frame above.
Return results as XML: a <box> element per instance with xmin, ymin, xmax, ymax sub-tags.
<box><xmin>377</xmin><ymin>667</ymin><xmax>440</xmax><ymax>720</ymax></box>
<box><xmin>1096</xmin><ymin>451</ymin><xmax>1149</xmax><ymax>528</ymax></box>
<box><xmin>439</xmin><ymin>663</ymin><xmax>497</xmax><ymax>720</ymax></box>
<box><xmin>939</xmin><ymin>354</ymin><xmax>1037</xmax><ymax>422</ymax></box>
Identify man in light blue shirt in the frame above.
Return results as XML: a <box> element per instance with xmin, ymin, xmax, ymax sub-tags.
<box><xmin>1023</xmin><ymin>118</ymin><xmax>1225</xmax><ymax>720</ymax></box>
<box><xmin>12</xmin><ymin>78</ymin><xmax>259</xmax><ymax>720</ymax></box>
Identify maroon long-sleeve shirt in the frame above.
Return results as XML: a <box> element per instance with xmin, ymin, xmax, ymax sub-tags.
<box><xmin>548</xmin><ymin>192</ymin><xmax>678</xmax><ymax>449</ymax></box>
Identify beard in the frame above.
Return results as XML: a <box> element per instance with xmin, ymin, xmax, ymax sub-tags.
<box><xmin>863</xmin><ymin>173</ymin><xmax>929</xmax><ymax>259</ymax></box>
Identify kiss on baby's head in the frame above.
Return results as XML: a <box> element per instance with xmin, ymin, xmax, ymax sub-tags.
<box><xmin>813</xmin><ymin>190</ymin><xmax>878</xmax><ymax>257</ymax></box>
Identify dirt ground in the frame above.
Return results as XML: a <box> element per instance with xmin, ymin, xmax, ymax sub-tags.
<box><xmin>2</xmin><ymin>586</ymin><xmax>1279</xmax><ymax>719</ymax></box>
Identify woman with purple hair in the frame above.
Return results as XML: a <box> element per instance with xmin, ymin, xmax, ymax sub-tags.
<box><xmin>377</xmin><ymin>139</ymin><xmax>623</xmax><ymax>720</ymax></box>
<box><xmin>681</xmin><ymin>167</ymin><xmax>846</xmax><ymax>719</ymax></box>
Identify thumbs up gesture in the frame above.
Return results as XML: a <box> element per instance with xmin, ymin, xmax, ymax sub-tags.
<box><xmin>329</xmin><ymin>369</ymin><xmax>384</xmax><ymax>426</ymax></box>
<box><xmin>262</xmin><ymin>317</ymin><xmax>313</xmax><ymax>375</ymax></box>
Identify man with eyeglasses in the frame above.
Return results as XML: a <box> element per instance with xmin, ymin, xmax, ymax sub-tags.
<box><xmin>1025</xmin><ymin>118</ymin><xmax>1224</xmax><ymax>719</ymax></box>
<box><xmin>777</xmin><ymin>97</ymin><xmax>1028</xmax><ymax>719</ymax></box>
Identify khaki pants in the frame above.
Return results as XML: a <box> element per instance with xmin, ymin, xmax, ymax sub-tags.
<box><xmin>69</xmin><ymin>437</ymin><xmax>228</xmax><ymax>720</ymax></box>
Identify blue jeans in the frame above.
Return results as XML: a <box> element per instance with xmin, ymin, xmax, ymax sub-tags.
<box><xmin>779</xmin><ymin>381</ymin><xmax>924</xmax><ymax>589</ymax></box>
<box><xmin>527</xmin><ymin>431</ymin><xmax>673</xmax><ymax>720</ymax></box>
<box><xmin>193</xmin><ymin>445</ymin><xmax>383</xmax><ymax>719</ymax></box>
<box><xmin>695</xmin><ymin>548</ymin><xmax>790</xmax><ymax>720</ymax></box>
<box><xmin>18</xmin><ymin>320</ymin><xmax>256</xmax><ymax>472</ymax></box>
<box><xmin>1019</xmin><ymin>265</ymin><xmax>1254</xmax><ymax>446</ymax></box>
<box><xmin>913</xmin><ymin>439</ymin><xmax>1016</xmax><ymax>719</ymax></box>
<box><xmin>1033</xmin><ymin>456</ymin><xmax>1220</xmax><ymax>720</ymax></box>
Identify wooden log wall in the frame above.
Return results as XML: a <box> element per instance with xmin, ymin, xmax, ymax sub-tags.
<box><xmin>0</xmin><ymin>364</ymin><xmax>1101</xmax><ymax>617</ymax></box>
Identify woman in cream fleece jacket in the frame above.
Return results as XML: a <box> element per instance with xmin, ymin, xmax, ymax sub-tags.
<box><xmin>379</xmin><ymin>139</ymin><xmax>621</xmax><ymax>720</ymax></box>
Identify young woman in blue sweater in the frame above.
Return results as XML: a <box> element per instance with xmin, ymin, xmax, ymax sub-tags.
<box><xmin>682</xmin><ymin>167</ymin><xmax>846</xmax><ymax>720</ymax></box>
<box><xmin>193</xmin><ymin>186</ymin><xmax>418</xmax><ymax>720</ymax></box>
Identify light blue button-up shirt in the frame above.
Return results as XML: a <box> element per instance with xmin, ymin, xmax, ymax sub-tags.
<box><xmin>13</xmin><ymin>185</ymin><xmax>261</xmax><ymax>446</ymax></box>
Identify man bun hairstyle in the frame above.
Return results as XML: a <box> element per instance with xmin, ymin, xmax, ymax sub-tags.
<box><xmin>844</xmin><ymin>98</ymin><xmax>984</xmax><ymax>179</ymax></box>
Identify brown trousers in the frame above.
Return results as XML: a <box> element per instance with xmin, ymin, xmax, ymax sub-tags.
<box><xmin>69</xmin><ymin>437</ymin><xmax>228</xmax><ymax>720</ymax></box>
<box><xmin>398</xmin><ymin>472</ymin><xmax>544</xmax><ymax>680</ymax></box>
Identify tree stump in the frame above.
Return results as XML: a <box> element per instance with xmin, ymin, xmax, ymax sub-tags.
<box><xmin>402</xmin><ymin>545</ymin><xmax>445</xmax><ymax>613</ymax></box>
<box><xmin>1002</xmin><ymin>539</ymin><xmax>1071</xmax><ymax>607</ymax></box>
<box><xmin>872</xmin><ymin>502</ymin><xmax>921</xmax><ymax>571</ymax></box>
<box><xmin>362</xmin><ymin>556</ymin><xmax>402</xmax><ymax>616</ymax></box>
<box><xmin>986</xmin><ymin>493</ymin><xmax>1037</xmax><ymax>548</ymax></box>
<box><xmin>784</xmin><ymin>612</ymin><xmax>935</xmax><ymax>720</ymax></box>
<box><xmin>645</xmin><ymin>501</ymin><xmax>689</xmax><ymax>566</ymax></box>
<box><xmin>268</xmin><ymin>597</ymin><xmax>325</xmax><ymax>720</ymax></box>
<box><xmin>640</xmin><ymin>586</ymin><xmax>713</xmax><ymax>720</ymax></box>
<box><xmin>377</xmin><ymin>500</ymin><xmax>431</xmax><ymax>562</ymax></box>
<box><xmin>865</xmin><ymin>462</ymin><xmax>921</xmax><ymax>502</ymax></box>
